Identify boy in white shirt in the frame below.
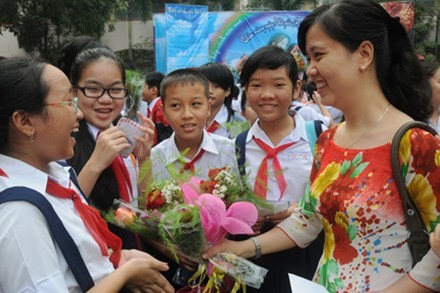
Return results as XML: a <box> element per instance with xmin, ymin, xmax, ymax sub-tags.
<box><xmin>149</xmin><ymin>68</ymin><xmax>240</xmax><ymax>288</ymax></box>
<box><xmin>151</xmin><ymin>69</ymin><xmax>239</xmax><ymax>181</ymax></box>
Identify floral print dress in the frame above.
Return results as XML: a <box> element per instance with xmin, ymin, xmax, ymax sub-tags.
<box><xmin>278</xmin><ymin>126</ymin><xmax>440</xmax><ymax>292</ymax></box>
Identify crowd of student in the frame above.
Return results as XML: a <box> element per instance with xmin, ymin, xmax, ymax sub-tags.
<box><xmin>0</xmin><ymin>0</ymin><xmax>439</xmax><ymax>292</ymax></box>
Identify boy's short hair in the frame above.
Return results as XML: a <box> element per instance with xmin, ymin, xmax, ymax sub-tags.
<box><xmin>160</xmin><ymin>68</ymin><xmax>210</xmax><ymax>103</ymax></box>
<box><xmin>239</xmin><ymin>45</ymin><xmax>298</xmax><ymax>87</ymax></box>
<box><xmin>145</xmin><ymin>71</ymin><xmax>165</xmax><ymax>96</ymax></box>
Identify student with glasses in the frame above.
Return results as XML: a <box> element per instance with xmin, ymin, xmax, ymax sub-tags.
<box><xmin>67</xmin><ymin>47</ymin><xmax>155</xmax><ymax>251</ymax></box>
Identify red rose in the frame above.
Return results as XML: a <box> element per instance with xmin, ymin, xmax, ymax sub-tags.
<box><xmin>200</xmin><ymin>180</ymin><xmax>217</xmax><ymax>194</ymax></box>
<box><xmin>208</xmin><ymin>167</ymin><xmax>227</xmax><ymax>180</ymax></box>
<box><xmin>146</xmin><ymin>189</ymin><xmax>165</xmax><ymax>210</ymax></box>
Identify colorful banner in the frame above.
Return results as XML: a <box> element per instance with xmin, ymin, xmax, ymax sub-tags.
<box><xmin>155</xmin><ymin>10</ymin><xmax>309</xmax><ymax>76</ymax></box>
<box><xmin>164</xmin><ymin>4</ymin><xmax>209</xmax><ymax>73</ymax></box>
<box><xmin>154</xmin><ymin>2</ymin><xmax>414</xmax><ymax>76</ymax></box>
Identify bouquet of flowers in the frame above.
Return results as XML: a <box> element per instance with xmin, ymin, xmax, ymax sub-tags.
<box><xmin>103</xmin><ymin>167</ymin><xmax>268</xmax><ymax>291</ymax></box>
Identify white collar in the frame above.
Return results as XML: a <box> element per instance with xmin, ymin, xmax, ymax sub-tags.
<box><xmin>0</xmin><ymin>154</ymin><xmax>71</xmax><ymax>193</ymax></box>
<box><xmin>163</xmin><ymin>129</ymin><xmax>220</xmax><ymax>164</ymax></box>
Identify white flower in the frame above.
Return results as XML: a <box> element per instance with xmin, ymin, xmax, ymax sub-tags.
<box><xmin>161</xmin><ymin>181</ymin><xmax>181</xmax><ymax>204</ymax></box>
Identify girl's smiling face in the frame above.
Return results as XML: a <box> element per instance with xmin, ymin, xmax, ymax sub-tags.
<box><xmin>245</xmin><ymin>66</ymin><xmax>294</xmax><ymax>124</ymax></box>
<box><xmin>76</xmin><ymin>58</ymin><xmax>126</xmax><ymax>131</ymax></box>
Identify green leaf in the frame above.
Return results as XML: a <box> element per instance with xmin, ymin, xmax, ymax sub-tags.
<box><xmin>326</xmin><ymin>259</ymin><xmax>339</xmax><ymax>274</ymax></box>
<box><xmin>340</xmin><ymin>160</ymin><xmax>351</xmax><ymax>175</ymax></box>
<box><xmin>352</xmin><ymin>152</ymin><xmax>363</xmax><ymax>166</ymax></box>
<box><xmin>334</xmin><ymin>278</ymin><xmax>345</xmax><ymax>289</ymax></box>
<box><xmin>347</xmin><ymin>224</ymin><xmax>357</xmax><ymax>241</ymax></box>
<box><xmin>327</xmin><ymin>282</ymin><xmax>337</xmax><ymax>293</ymax></box>
<box><xmin>350</xmin><ymin>162</ymin><xmax>369</xmax><ymax>178</ymax></box>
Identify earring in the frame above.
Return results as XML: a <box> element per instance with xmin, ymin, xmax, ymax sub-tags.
<box><xmin>29</xmin><ymin>134</ymin><xmax>34</xmax><ymax>143</ymax></box>
<box><xmin>360</xmin><ymin>65</ymin><xmax>365</xmax><ymax>72</ymax></box>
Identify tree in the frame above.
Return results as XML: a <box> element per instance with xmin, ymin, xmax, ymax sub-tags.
<box><xmin>0</xmin><ymin>0</ymin><xmax>126</xmax><ymax>62</ymax></box>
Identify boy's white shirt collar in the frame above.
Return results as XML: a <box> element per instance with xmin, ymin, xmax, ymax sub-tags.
<box><xmin>163</xmin><ymin>129</ymin><xmax>220</xmax><ymax>165</ymax></box>
<box><xmin>246</xmin><ymin>113</ymin><xmax>309</xmax><ymax>145</ymax></box>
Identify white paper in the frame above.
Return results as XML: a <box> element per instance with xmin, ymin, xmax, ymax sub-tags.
<box><xmin>288</xmin><ymin>273</ymin><xmax>328</xmax><ymax>293</ymax></box>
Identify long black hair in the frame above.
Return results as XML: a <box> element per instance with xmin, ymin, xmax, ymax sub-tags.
<box><xmin>198</xmin><ymin>62</ymin><xmax>239</xmax><ymax>122</ymax></box>
<box><xmin>297</xmin><ymin>0</ymin><xmax>432</xmax><ymax>121</ymax></box>
<box><xmin>57</xmin><ymin>35</ymin><xmax>109</xmax><ymax>78</ymax></box>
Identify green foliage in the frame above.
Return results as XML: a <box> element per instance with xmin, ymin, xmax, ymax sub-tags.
<box><xmin>413</xmin><ymin>0</ymin><xmax>439</xmax><ymax>61</ymax></box>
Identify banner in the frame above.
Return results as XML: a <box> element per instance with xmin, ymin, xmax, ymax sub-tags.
<box><xmin>154</xmin><ymin>2</ymin><xmax>414</xmax><ymax>76</ymax></box>
<box><xmin>164</xmin><ymin>4</ymin><xmax>209</xmax><ymax>73</ymax></box>
<box><xmin>155</xmin><ymin>10</ymin><xmax>309</xmax><ymax>76</ymax></box>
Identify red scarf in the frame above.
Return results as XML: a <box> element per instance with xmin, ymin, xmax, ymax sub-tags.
<box><xmin>180</xmin><ymin>149</ymin><xmax>206</xmax><ymax>174</ymax></box>
<box><xmin>253</xmin><ymin>137</ymin><xmax>294</xmax><ymax>199</ymax></box>
<box><xmin>110</xmin><ymin>156</ymin><xmax>133</xmax><ymax>203</ymax></box>
<box><xmin>46</xmin><ymin>179</ymin><xmax>122</xmax><ymax>267</ymax></box>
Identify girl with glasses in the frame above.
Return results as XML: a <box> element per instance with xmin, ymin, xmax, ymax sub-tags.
<box><xmin>67</xmin><ymin>47</ymin><xmax>155</xmax><ymax>251</ymax></box>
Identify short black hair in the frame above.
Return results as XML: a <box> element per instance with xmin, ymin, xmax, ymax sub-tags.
<box><xmin>160</xmin><ymin>68</ymin><xmax>209</xmax><ymax>103</ymax></box>
<box><xmin>239</xmin><ymin>45</ymin><xmax>298</xmax><ymax>87</ymax></box>
<box><xmin>145</xmin><ymin>71</ymin><xmax>165</xmax><ymax>96</ymax></box>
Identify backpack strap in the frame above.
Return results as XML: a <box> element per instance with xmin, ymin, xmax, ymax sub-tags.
<box><xmin>235</xmin><ymin>129</ymin><xmax>249</xmax><ymax>178</ymax></box>
<box><xmin>391</xmin><ymin>121</ymin><xmax>437</xmax><ymax>266</ymax></box>
<box><xmin>305</xmin><ymin>120</ymin><xmax>323</xmax><ymax>153</ymax></box>
<box><xmin>0</xmin><ymin>187</ymin><xmax>95</xmax><ymax>291</ymax></box>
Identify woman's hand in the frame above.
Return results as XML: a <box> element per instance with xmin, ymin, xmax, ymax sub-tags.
<box><xmin>132</xmin><ymin>111</ymin><xmax>155</xmax><ymax>162</ymax></box>
<box><xmin>203</xmin><ymin>238</ymin><xmax>255</xmax><ymax>260</ymax></box>
<box><xmin>265</xmin><ymin>202</ymin><xmax>297</xmax><ymax>226</ymax></box>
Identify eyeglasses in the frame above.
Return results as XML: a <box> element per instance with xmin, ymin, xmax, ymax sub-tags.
<box><xmin>45</xmin><ymin>96</ymin><xmax>78</xmax><ymax>113</ymax></box>
<box><xmin>76</xmin><ymin>85</ymin><xmax>128</xmax><ymax>100</ymax></box>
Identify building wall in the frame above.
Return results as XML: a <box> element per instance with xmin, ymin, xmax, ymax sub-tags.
<box><xmin>0</xmin><ymin>19</ymin><xmax>154</xmax><ymax>58</ymax></box>
<box><xmin>101</xmin><ymin>19</ymin><xmax>154</xmax><ymax>52</ymax></box>
<box><xmin>0</xmin><ymin>31</ymin><xmax>26</xmax><ymax>58</ymax></box>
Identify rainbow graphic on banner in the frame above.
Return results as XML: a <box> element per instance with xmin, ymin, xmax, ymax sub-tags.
<box><xmin>153</xmin><ymin>2</ymin><xmax>413</xmax><ymax>75</ymax></box>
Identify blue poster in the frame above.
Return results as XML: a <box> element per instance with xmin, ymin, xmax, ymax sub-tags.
<box><xmin>155</xmin><ymin>10</ymin><xmax>309</xmax><ymax>76</ymax></box>
<box><xmin>164</xmin><ymin>4</ymin><xmax>209</xmax><ymax>73</ymax></box>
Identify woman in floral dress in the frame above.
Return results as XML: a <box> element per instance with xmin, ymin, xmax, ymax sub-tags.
<box><xmin>204</xmin><ymin>0</ymin><xmax>440</xmax><ymax>292</ymax></box>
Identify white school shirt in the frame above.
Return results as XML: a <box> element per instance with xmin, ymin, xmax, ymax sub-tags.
<box><xmin>291</xmin><ymin>100</ymin><xmax>331</xmax><ymax>127</ymax></box>
<box><xmin>151</xmin><ymin>129</ymin><xmax>239</xmax><ymax>180</ymax></box>
<box><xmin>88</xmin><ymin>123</ymin><xmax>139</xmax><ymax>205</ymax></box>
<box><xmin>0</xmin><ymin>155</ymin><xmax>114</xmax><ymax>293</ymax></box>
<box><xmin>243</xmin><ymin>114</ymin><xmax>313</xmax><ymax>203</ymax></box>
<box><xmin>207</xmin><ymin>104</ymin><xmax>231</xmax><ymax>138</ymax></box>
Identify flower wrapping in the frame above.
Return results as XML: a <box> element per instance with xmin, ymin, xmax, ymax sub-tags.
<box><xmin>103</xmin><ymin>167</ymin><xmax>269</xmax><ymax>291</ymax></box>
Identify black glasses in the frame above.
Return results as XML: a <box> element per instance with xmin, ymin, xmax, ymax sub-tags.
<box><xmin>76</xmin><ymin>85</ymin><xmax>128</xmax><ymax>100</ymax></box>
